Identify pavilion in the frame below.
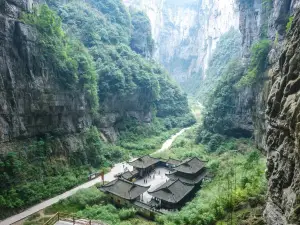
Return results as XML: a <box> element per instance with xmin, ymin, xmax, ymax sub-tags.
<box><xmin>148</xmin><ymin>179</ymin><xmax>194</xmax><ymax>209</ymax></box>
<box><xmin>166</xmin><ymin>158</ymin><xmax>182</xmax><ymax>168</ymax></box>
<box><xmin>99</xmin><ymin>178</ymin><xmax>150</xmax><ymax>206</ymax></box>
<box><xmin>128</xmin><ymin>155</ymin><xmax>160</xmax><ymax>177</ymax></box>
<box><xmin>166</xmin><ymin>157</ymin><xmax>207</xmax><ymax>185</ymax></box>
<box><xmin>119</xmin><ymin>169</ymin><xmax>139</xmax><ymax>181</ymax></box>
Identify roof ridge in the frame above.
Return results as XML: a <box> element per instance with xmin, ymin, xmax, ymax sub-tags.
<box><xmin>102</xmin><ymin>179</ymin><xmax>118</xmax><ymax>187</ymax></box>
<box><xmin>167</xmin><ymin>179</ymin><xmax>179</xmax><ymax>188</ymax></box>
<box><xmin>119</xmin><ymin>178</ymin><xmax>150</xmax><ymax>188</ymax></box>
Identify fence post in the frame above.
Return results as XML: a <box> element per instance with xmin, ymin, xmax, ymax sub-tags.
<box><xmin>89</xmin><ymin>220</ymin><xmax>91</xmax><ymax>225</ymax></box>
<box><xmin>73</xmin><ymin>217</ymin><xmax>75</xmax><ymax>225</ymax></box>
<box><xmin>58</xmin><ymin>212</ymin><xmax>60</xmax><ymax>221</ymax></box>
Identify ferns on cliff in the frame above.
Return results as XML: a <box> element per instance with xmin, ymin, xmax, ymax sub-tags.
<box><xmin>286</xmin><ymin>16</ymin><xmax>295</xmax><ymax>33</ymax></box>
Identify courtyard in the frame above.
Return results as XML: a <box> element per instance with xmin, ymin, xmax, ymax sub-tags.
<box><xmin>134</xmin><ymin>167</ymin><xmax>172</xmax><ymax>203</ymax></box>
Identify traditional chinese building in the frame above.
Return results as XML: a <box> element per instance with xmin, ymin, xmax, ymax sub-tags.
<box><xmin>166</xmin><ymin>157</ymin><xmax>207</xmax><ymax>185</ymax></box>
<box><xmin>148</xmin><ymin>179</ymin><xmax>194</xmax><ymax>209</ymax></box>
<box><xmin>100</xmin><ymin>156</ymin><xmax>208</xmax><ymax>215</ymax></box>
<box><xmin>128</xmin><ymin>155</ymin><xmax>160</xmax><ymax>177</ymax></box>
<box><xmin>119</xmin><ymin>169</ymin><xmax>139</xmax><ymax>181</ymax></box>
<box><xmin>166</xmin><ymin>158</ymin><xmax>182</xmax><ymax>168</ymax></box>
<box><xmin>99</xmin><ymin>178</ymin><xmax>149</xmax><ymax>206</ymax></box>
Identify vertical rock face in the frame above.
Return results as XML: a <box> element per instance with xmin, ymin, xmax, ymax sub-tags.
<box><xmin>238</xmin><ymin>0</ymin><xmax>300</xmax><ymax>224</ymax></box>
<box><xmin>265</xmin><ymin>10</ymin><xmax>300</xmax><ymax>225</ymax></box>
<box><xmin>0</xmin><ymin>0</ymin><xmax>92</xmax><ymax>144</ymax></box>
<box><xmin>123</xmin><ymin>0</ymin><xmax>239</xmax><ymax>83</ymax></box>
<box><xmin>237</xmin><ymin>0</ymin><xmax>300</xmax><ymax>150</ymax></box>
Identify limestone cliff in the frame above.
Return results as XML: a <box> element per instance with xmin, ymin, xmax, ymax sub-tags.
<box><xmin>0</xmin><ymin>0</ymin><xmax>93</xmax><ymax>145</ymax></box>
<box><xmin>264</xmin><ymin>9</ymin><xmax>300</xmax><ymax>225</ymax></box>
<box><xmin>237</xmin><ymin>0</ymin><xmax>300</xmax><ymax>224</ymax></box>
<box><xmin>237</xmin><ymin>0</ymin><xmax>300</xmax><ymax>150</ymax></box>
<box><xmin>123</xmin><ymin>0</ymin><xmax>239</xmax><ymax>86</ymax></box>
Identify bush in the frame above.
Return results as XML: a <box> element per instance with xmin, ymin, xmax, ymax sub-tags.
<box><xmin>118</xmin><ymin>208</ymin><xmax>136</xmax><ymax>220</ymax></box>
<box><xmin>286</xmin><ymin>16</ymin><xmax>294</xmax><ymax>33</ymax></box>
<box><xmin>201</xmin><ymin>60</ymin><xmax>246</xmax><ymax>136</ymax></box>
<box><xmin>207</xmin><ymin>134</ymin><xmax>225</xmax><ymax>152</ymax></box>
<box><xmin>236</xmin><ymin>39</ymin><xmax>270</xmax><ymax>88</ymax></box>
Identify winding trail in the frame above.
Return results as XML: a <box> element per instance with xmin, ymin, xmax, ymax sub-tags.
<box><xmin>152</xmin><ymin>127</ymin><xmax>190</xmax><ymax>155</ymax></box>
<box><xmin>1</xmin><ymin>128</ymin><xmax>190</xmax><ymax>225</ymax></box>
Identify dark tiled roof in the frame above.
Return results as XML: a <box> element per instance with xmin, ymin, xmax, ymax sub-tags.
<box><xmin>100</xmin><ymin>178</ymin><xmax>149</xmax><ymax>200</ymax></box>
<box><xmin>174</xmin><ymin>157</ymin><xmax>206</xmax><ymax>174</ymax></box>
<box><xmin>121</xmin><ymin>169</ymin><xmax>139</xmax><ymax>180</ymax></box>
<box><xmin>129</xmin><ymin>155</ymin><xmax>160</xmax><ymax>169</ymax></box>
<box><xmin>166</xmin><ymin>170</ymin><xmax>208</xmax><ymax>185</ymax></box>
<box><xmin>148</xmin><ymin>179</ymin><xmax>194</xmax><ymax>203</ymax></box>
<box><xmin>166</xmin><ymin>158</ymin><xmax>182</xmax><ymax>166</ymax></box>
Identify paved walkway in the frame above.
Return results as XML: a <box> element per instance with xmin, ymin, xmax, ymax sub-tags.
<box><xmin>134</xmin><ymin>167</ymin><xmax>171</xmax><ymax>203</ymax></box>
<box><xmin>1</xmin><ymin>128</ymin><xmax>189</xmax><ymax>225</ymax></box>
<box><xmin>0</xmin><ymin>162</ymin><xmax>133</xmax><ymax>225</ymax></box>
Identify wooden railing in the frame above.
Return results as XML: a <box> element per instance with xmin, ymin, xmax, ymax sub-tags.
<box><xmin>43</xmin><ymin>212</ymin><xmax>59</xmax><ymax>225</ymax></box>
<box><xmin>43</xmin><ymin>212</ymin><xmax>93</xmax><ymax>225</ymax></box>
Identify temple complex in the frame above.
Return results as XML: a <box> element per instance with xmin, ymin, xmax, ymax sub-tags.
<box><xmin>99</xmin><ymin>155</ymin><xmax>208</xmax><ymax>217</ymax></box>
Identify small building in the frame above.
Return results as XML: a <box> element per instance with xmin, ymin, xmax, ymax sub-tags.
<box><xmin>166</xmin><ymin>157</ymin><xmax>207</xmax><ymax>185</ymax></box>
<box><xmin>129</xmin><ymin>155</ymin><xmax>160</xmax><ymax>177</ymax></box>
<box><xmin>119</xmin><ymin>169</ymin><xmax>139</xmax><ymax>181</ymax></box>
<box><xmin>166</xmin><ymin>158</ymin><xmax>182</xmax><ymax>168</ymax></box>
<box><xmin>148</xmin><ymin>179</ymin><xmax>194</xmax><ymax>209</ymax></box>
<box><xmin>99</xmin><ymin>178</ymin><xmax>149</xmax><ymax>206</ymax></box>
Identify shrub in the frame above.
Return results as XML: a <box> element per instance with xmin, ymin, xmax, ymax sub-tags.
<box><xmin>207</xmin><ymin>134</ymin><xmax>225</xmax><ymax>152</ymax></box>
<box><xmin>236</xmin><ymin>39</ymin><xmax>270</xmax><ymax>88</ymax></box>
<box><xmin>286</xmin><ymin>16</ymin><xmax>294</xmax><ymax>33</ymax></box>
<box><xmin>119</xmin><ymin>208</ymin><xmax>136</xmax><ymax>220</ymax></box>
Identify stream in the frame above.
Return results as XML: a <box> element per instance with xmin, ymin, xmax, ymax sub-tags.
<box><xmin>0</xmin><ymin>127</ymin><xmax>190</xmax><ymax>225</ymax></box>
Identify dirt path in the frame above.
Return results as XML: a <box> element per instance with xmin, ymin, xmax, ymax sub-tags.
<box><xmin>1</xmin><ymin>127</ymin><xmax>189</xmax><ymax>225</ymax></box>
<box><xmin>151</xmin><ymin>127</ymin><xmax>190</xmax><ymax>155</ymax></box>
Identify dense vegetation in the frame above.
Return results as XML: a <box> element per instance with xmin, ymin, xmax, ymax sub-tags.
<box><xmin>200</xmin><ymin>61</ymin><xmax>249</xmax><ymax>138</ymax></box>
<box><xmin>197</xmin><ymin>33</ymin><xmax>270</xmax><ymax>139</ymax></box>
<box><xmin>21</xmin><ymin>5</ymin><xmax>99</xmax><ymax>111</ymax></box>
<box><xmin>24</xmin><ymin>186</ymin><xmax>156</xmax><ymax>225</ymax></box>
<box><xmin>155</xmin><ymin>127</ymin><xmax>266</xmax><ymax>225</ymax></box>
<box><xmin>0</xmin><ymin>127</ymin><xmax>120</xmax><ymax>218</ymax></box>
<box><xmin>47</xmin><ymin>0</ymin><xmax>191</xmax><ymax>120</ymax></box>
<box><xmin>236</xmin><ymin>39</ymin><xmax>270</xmax><ymax>88</ymax></box>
